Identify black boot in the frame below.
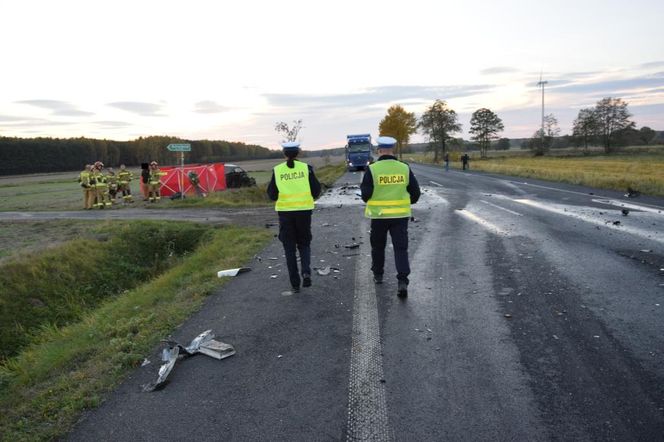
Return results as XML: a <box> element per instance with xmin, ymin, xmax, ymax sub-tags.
<box><xmin>397</xmin><ymin>281</ymin><xmax>408</xmax><ymax>298</ymax></box>
<box><xmin>302</xmin><ymin>274</ymin><xmax>311</xmax><ymax>287</ymax></box>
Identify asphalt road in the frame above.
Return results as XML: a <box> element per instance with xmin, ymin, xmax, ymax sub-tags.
<box><xmin>68</xmin><ymin>165</ymin><xmax>664</xmax><ymax>441</ymax></box>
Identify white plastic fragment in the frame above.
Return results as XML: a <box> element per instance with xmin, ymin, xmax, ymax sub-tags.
<box><xmin>217</xmin><ymin>267</ymin><xmax>251</xmax><ymax>277</ymax></box>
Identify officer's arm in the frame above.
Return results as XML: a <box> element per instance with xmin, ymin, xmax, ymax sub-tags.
<box><xmin>308</xmin><ymin>165</ymin><xmax>322</xmax><ymax>198</ymax></box>
<box><xmin>266</xmin><ymin>171</ymin><xmax>278</xmax><ymax>201</ymax></box>
<box><xmin>407</xmin><ymin>169</ymin><xmax>421</xmax><ymax>204</ymax></box>
<box><xmin>360</xmin><ymin>167</ymin><xmax>373</xmax><ymax>202</ymax></box>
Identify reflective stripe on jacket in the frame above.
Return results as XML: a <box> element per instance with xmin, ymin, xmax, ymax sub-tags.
<box><xmin>118</xmin><ymin>171</ymin><xmax>132</xmax><ymax>184</ymax></box>
<box><xmin>364</xmin><ymin>159</ymin><xmax>411</xmax><ymax>219</ymax></box>
<box><xmin>149</xmin><ymin>169</ymin><xmax>165</xmax><ymax>185</ymax></box>
<box><xmin>274</xmin><ymin>161</ymin><xmax>314</xmax><ymax>211</ymax></box>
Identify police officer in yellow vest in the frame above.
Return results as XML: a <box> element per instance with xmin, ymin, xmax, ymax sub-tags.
<box><xmin>267</xmin><ymin>141</ymin><xmax>321</xmax><ymax>293</ymax></box>
<box><xmin>361</xmin><ymin>136</ymin><xmax>421</xmax><ymax>298</ymax></box>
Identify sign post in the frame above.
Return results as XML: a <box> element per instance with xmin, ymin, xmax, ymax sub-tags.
<box><xmin>167</xmin><ymin>143</ymin><xmax>192</xmax><ymax>198</ymax></box>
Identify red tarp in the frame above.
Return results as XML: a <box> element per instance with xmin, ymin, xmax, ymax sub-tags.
<box><xmin>146</xmin><ymin>163</ymin><xmax>226</xmax><ymax>197</ymax></box>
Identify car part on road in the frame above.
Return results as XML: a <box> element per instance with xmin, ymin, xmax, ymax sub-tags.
<box><xmin>344</xmin><ymin>243</ymin><xmax>360</xmax><ymax>249</ymax></box>
<box><xmin>217</xmin><ymin>267</ymin><xmax>252</xmax><ymax>277</ymax></box>
<box><xmin>142</xmin><ymin>330</ymin><xmax>236</xmax><ymax>392</ymax></box>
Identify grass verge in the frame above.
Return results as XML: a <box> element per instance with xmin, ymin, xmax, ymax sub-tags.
<box><xmin>0</xmin><ymin>224</ymin><xmax>272</xmax><ymax>441</ymax></box>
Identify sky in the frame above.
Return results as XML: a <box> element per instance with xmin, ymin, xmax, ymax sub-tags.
<box><xmin>1</xmin><ymin>0</ymin><xmax>663</xmax><ymax>150</ymax></box>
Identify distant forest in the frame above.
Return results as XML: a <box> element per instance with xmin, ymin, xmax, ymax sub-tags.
<box><xmin>0</xmin><ymin>135</ymin><xmax>281</xmax><ymax>175</ymax></box>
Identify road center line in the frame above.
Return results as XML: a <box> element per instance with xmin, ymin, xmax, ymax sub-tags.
<box><xmin>346</xmin><ymin>219</ymin><xmax>393</xmax><ymax>441</ymax></box>
<box><xmin>480</xmin><ymin>199</ymin><xmax>523</xmax><ymax>216</ymax></box>
<box><xmin>429</xmin><ymin>180</ymin><xmax>443</xmax><ymax>187</ymax></box>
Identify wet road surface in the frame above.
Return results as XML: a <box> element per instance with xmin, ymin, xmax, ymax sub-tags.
<box><xmin>68</xmin><ymin>165</ymin><xmax>664</xmax><ymax>441</ymax></box>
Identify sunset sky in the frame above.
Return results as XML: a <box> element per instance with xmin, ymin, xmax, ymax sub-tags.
<box><xmin>1</xmin><ymin>0</ymin><xmax>663</xmax><ymax>150</ymax></box>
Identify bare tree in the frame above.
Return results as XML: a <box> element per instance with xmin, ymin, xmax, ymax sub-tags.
<box><xmin>274</xmin><ymin>119</ymin><xmax>303</xmax><ymax>142</ymax></box>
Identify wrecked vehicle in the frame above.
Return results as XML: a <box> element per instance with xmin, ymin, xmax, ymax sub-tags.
<box><xmin>225</xmin><ymin>164</ymin><xmax>256</xmax><ymax>188</ymax></box>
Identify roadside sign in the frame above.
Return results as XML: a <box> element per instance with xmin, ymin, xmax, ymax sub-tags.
<box><xmin>167</xmin><ymin>143</ymin><xmax>191</xmax><ymax>152</ymax></box>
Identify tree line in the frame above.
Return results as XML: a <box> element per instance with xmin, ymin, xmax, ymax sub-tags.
<box><xmin>0</xmin><ymin>135</ymin><xmax>280</xmax><ymax>175</ymax></box>
<box><xmin>377</xmin><ymin>96</ymin><xmax>660</xmax><ymax>160</ymax></box>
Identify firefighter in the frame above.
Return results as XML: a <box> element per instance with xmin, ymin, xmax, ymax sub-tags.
<box><xmin>361</xmin><ymin>136</ymin><xmax>421</xmax><ymax>298</ymax></box>
<box><xmin>92</xmin><ymin>161</ymin><xmax>111</xmax><ymax>208</ymax></box>
<box><xmin>117</xmin><ymin>164</ymin><xmax>134</xmax><ymax>203</ymax></box>
<box><xmin>266</xmin><ymin>141</ymin><xmax>321</xmax><ymax>293</ymax></box>
<box><xmin>148</xmin><ymin>161</ymin><xmax>166</xmax><ymax>202</ymax></box>
<box><xmin>106</xmin><ymin>168</ymin><xmax>119</xmax><ymax>203</ymax></box>
<box><xmin>78</xmin><ymin>164</ymin><xmax>94</xmax><ymax>209</ymax></box>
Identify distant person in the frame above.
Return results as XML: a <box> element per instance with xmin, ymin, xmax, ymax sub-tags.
<box><xmin>267</xmin><ymin>141</ymin><xmax>321</xmax><ymax>294</ymax></box>
<box><xmin>461</xmin><ymin>153</ymin><xmax>470</xmax><ymax>170</ymax></box>
<box><xmin>147</xmin><ymin>161</ymin><xmax>166</xmax><ymax>202</ymax></box>
<box><xmin>141</xmin><ymin>163</ymin><xmax>150</xmax><ymax>200</ymax></box>
<box><xmin>443</xmin><ymin>152</ymin><xmax>449</xmax><ymax>171</ymax></box>
<box><xmin>117</xmin><ymin>164</ymin><xmax>134</xmax><ymax>203</ymax></box>
<box><xmin>361</xmin><ymin>136</ymin><xmax>421</xmax><ymax>298</ymax></box>
<box><xmin>106</xmin><ymin>168</ymin><xmax>119</xmax><ymax>203</ymax></box>
<box><xmin>78</xmin><ymin>164</ymin><xmax>94</xmax><ymax>210</ymax></box>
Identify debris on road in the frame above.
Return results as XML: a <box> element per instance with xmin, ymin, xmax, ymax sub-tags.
<box><xmin>622</xmin><ymin>209</ymin><xmax>630</xmax><ymax>216</ymax></box>
<box><xmin>141</xmin><ymin>358</ymin><xmax>151</xmax><ymax>367</ymax></box>
<box><xmin>143</xmin><ymin>330</ymin><xmax>236</xmax><ymax>392</ymax></box>
<box><xmin>344</xmin><ymin>243</ymin><xmax>360</xmax><ymax>249</ymax></box>
<box><xmin>217</xmin><ymin>267</ymin><xmax>251</xmax><ymax>278</ymax></box>
<box><xmin>504</xmin><ymin>313</ymin><xmax>513</xmax><ymax>319</ymax></box>
<box><xmin>625</xmin><ymin>187</ymin><xmax>641</xmax><ymax>198</ymax></box>
<box><xmin>612</xmin><ymin>221</ymin><xmax>621</xmax><ymax>226</ymax></box>
<box><xmin>270</xmin><ymin>274</ymin><xmax>278</xmax><ymax>279</ymax></box>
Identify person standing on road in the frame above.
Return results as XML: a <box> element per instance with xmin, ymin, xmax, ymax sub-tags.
<box><xmin>461</xmin><ymin>153</ymin><xmax>470</xmax><ymax>170</ymax></box>
<box><xmin>267</xmin><ymin>141</ymin><xmax>321</xmax><ymax>293</ymax></box>
<box><xmin>361</xmin><ymin>136</ymin><xmax>421</xmax><ymax>298</ymax></box>
<box><xmin>443</xmin><ymin>152</ymin><xmax>450</xmax><ymax>172</ymax></box>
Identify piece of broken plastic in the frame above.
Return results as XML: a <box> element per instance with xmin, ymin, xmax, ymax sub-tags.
<box><xmin>217</xmin><ymin>267</ymin><xmax>251</xmax><ymax>277</ymax></box>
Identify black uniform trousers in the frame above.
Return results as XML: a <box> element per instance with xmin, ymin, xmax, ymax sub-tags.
<box><xmin>370</xmin><ymin>217</ymin><xmax>410</xmax><ymax>284</ymax></box>
<box><xmin>278</xmin><ymin>210</ymin><xmax>312</xmax><ymax>288</ymax></box>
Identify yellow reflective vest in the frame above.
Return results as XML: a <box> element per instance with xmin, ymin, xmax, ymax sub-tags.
<box><xmin>79</xmin><ymin>170</ymin><xmax>91</xmax><ymax>188</ymax></box>
<box><xmin>118</xmin><ymin>170</ymin><xmax>133</xmax><ymax>184</ymax></box>
<box><xmin>364</xmin><ymin>159</ymin><xmax>411</xmax><ymax>219</ymax></box>
<box><xmin>274</xmin><ymin>161</ymin><xmax>314</xmax><ymax>211</ymax></box>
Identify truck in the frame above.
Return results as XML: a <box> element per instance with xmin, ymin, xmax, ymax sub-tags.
<box><xmin>345</xmin><ymin>134</ymin><xmax>373</xmax><ymax>171</ymax></box>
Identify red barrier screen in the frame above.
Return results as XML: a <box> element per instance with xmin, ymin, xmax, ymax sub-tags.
<box><xmin>157</xmin><ymin>163</ymin><xmax>226</xmax><ymax>197</ymax></box>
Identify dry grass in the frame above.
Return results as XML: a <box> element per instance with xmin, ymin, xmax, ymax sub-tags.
<box><xmin>470</xmin><ymin>155</ymin><xmax>664</xmax><ymax>196</ymax></box>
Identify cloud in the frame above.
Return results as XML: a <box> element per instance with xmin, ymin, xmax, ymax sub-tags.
<box><xmin>193</xmin><ymin>100</ymin><xmax>229</xmax><ymax>114</ymax></box>
<box><xmin>480</xmin><ymin>66</ymin><xmax>519</xmax><ymax>75</ymax></box>
<box><xmin>94</xmin><ymin>120</ymin><xmax>133</xmax><ymax>128</ymax></box>
<box><xmin>264</xmin><ymin>85</ymin><xmax>494</xmax><ymax>110</ymax></box>
<box><xmin>552</xmin><ymin>72</ymin><xmax>664</xmax><ymax>95</ymax></box>
<box><xmin>640</xmin><ymin>61</ymin><xmax>664</xmax><ymax>69</ymax></box>
<box><xmin>107</xmin><ymin>101</ymin><xmax>166</xmax><ymax>116</ymax></box>
<box><xmin>0</xmin><ymin>115</ymin><xmax>77</xmax><ymax>128</ymax></box>
<box><xmin>15</xmin><ymin>99</ymin><xmax>94</xmax><ymax>117</ymax></box>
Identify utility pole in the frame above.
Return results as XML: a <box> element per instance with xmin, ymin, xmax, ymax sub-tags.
<box><xmin>537</xmin><ymin>73</ymin><xmax>548</xmax><ymax>150</ymax></box>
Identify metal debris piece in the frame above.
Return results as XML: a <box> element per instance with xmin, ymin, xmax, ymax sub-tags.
<box><xmin>612</xmin><ymin>220</ymin><xmax>621</xmax><ymax>226</ymax></box>
<box><xmin>316</xmin><ymin>266</ymin><xmax>331</xmax><ymax>276</ymax></box>
<box><xmin>504</xmin><ymin>313</ymin><xmax>513</xmax><ymax>319</ymax></box>
<box><xmin>141</xmin><ymin>358</ymin><xmax>151</xmax><ymax>367</ymax></box>
<box><xmin>625</xmin><ymin>187</ymin><xmax>641</xmax><ymax>198</ymax></box>
<box><xmin>142</xmin><ymin>346</ymin><xmax>180</xmax><ymax>392</ymax></box>
<box><xmin>344</xmin><ymin>243</ymin><xmax>360</xmax><ymax>249</ymax></box>
<box><xmin>217</xmin><ymin>267</ymin><xmax>251</xmax><ymax>277</ymax></box>
<box><xmin>622</xmin><ymin>209</ymin><xmax>630</xmax><ymax>216</ymax></box>
<box><xmin>143</xmin><ymin>330</ymin><xmax>236</xmax><ymax>392</ymax></box>
<box><xmin>641</xmin><ymin>249</ymin><xmax>653</xmax><ymax>253</ymax></box>
<box><xmin>270</xmin><ymin>274</ymin><xmax>278</xmax><ymax>279</ymax></box>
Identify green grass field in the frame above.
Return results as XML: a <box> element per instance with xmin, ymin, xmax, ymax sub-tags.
<box><xmin>410</xmin><ymin>147</ymin><xmax>664</xmax><ymax>196</ymax></box>
<box><xmin>0</xmin><ymin>222</ymin><xmax>272</xmax><ymax>441</ymax></box>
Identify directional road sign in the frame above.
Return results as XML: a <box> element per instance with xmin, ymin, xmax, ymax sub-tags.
<box><xmin>167</xmin><ymin>143</ymin><xmax>191</xmax><ymax>152</ymax></box>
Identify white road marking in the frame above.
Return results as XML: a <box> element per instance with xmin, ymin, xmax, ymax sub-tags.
<box><xmin>479</xmin><ymin>199</ymin><xmax>523</xmax><ymax>216</ymax></box>
<box><xmin>591</xmin><ymin>198</ymin><xmax>664</xmax><ymax>215</ymax></box>
<box><xmin>429</xmin><ymin>180</ymin><xmax>444</xmax><ymax>187</ymax></box>
<box><xmin>346</xmin><ymin>219</ymin><xmax>393</xmax><ymax>441</ymax></box>
<box><xmin>455</xmin><ymin>209</ymin><xmax>507</xmax><ymax>235</ymax></box>
<box><xmin>514</xmin><ymin>198</ymin><xmax>664</xmax><ymax>245</ymax></box>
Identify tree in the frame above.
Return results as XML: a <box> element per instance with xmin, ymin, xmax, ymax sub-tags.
<box><xmin>274</xmin><ymin>119</ymin><xmax>303</xmax><ymax>142</ymax></box>
<box><xmin>593</xmin><ymin>97</ymin><xmax>634</xmax><ymax>153</ymax></box>
<box><xmin>496</xmin><ymin>137</ymin><xmax>511</xmax><ymax>150</ymax></box>
<box><xmin>469</xmin><ymin>108</ymin><xmax>504</xmax><ymax>158</ymax></box>
<box><xmin>418</xmin><ymin>100</ymin><xmax>462</xmax><ymax>163</ymax></box>
<box><xmin>528</xmin><ymin>113</ymin><xmax>559</xmax><ymax>156</ymax></box>
<box><xmin>639</xmin><ymin>126</ymin><xmax>656</xmax><ymax>145</ymax></box>
<box><xmin>378</xmin><ymin>105</ymin><xmax>417</xmax><ymax>160</ymax></box>
<box><xmin>572</xmin><ymin>108</ymin><xmax>598</xmax><ymax>149</ymax></box>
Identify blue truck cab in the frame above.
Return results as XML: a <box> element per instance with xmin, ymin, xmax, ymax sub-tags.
<box><xmin>345</xmin><ymin>134</ymin><xmax>373</xmax><ymax>171</ymax></box>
